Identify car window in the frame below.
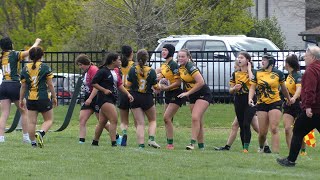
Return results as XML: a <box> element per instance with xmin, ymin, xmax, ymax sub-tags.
<box><xmin>183</xmin><ymin>40</ymin><xmax>203</xmax><ymax>59</ymax></box>
<box><xmin>203</xmin><ymin>40</ymin><xmax>229</xmax><ymax>60</ymax></box>
<box><xmin>229</xmin><ymin>39</ymin><xmax>279</xmax><ymax>51</ymax></box>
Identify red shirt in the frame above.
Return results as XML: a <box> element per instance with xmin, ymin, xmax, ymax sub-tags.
<box><xmin>300</xmin><ymin>60</ymin><xmax>320</xmax><ymax>114</ymax></box>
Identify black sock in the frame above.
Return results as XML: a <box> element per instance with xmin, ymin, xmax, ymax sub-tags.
<box><xmin>116</xmin><ymin>134</ymin><xmax>119</xmax><ymax>139</ymax></box>
<box><xmin>92</xmin><ymin>140</ymin><xmax>99</xmax><ymax>146</ymax></box>
<box><xmin>111</xmin><ymin>141</ymin><xmax>117</xmax><ymax>146</ymax></box>
<box><xmin>225</xmin><ymin>145</ymin><xmax>231</xmax><ymax>150</ymax></box>
<box><xmin>79</xmin><ymin>138</ymin><xmax>85</xmax><ymax>142</ymax></box>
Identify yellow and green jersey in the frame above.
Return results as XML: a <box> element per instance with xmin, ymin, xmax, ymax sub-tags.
<box><xmin>230</xmin><ymin>70</ymin><xmax>255</xmax><ymax>95</ymax></box>
<box><xmin>1</xmin><ymin>51</ymin><xmax>24</xmax><ymax>81</ymax></box>
<box><xmin>120</xmin><ymin>60</ymin><xmax>134</xmax><ymax>90</ymax></box>
<box><xmin>20</xmin><ymin>62</ymin><xmax>54</xmax><ymax>100</ymax></box>
<box><xmin>179</xmin><ymin>61</ymin><xmax>202</xmax><ymax>91</ymax></box>
<box><xmin>251</xmin><ymin>68</ymin><xmax>285</xmax><ymax>104</ymax></box>
<box><xmin>285</xmin><ymin>71</ymin><xmax>302</xmax><ymax>97</ymax></box>
<box><xmin>160</xmin><ymin>59</ymin><xmax>180</xmax><ymax>91</ymax></box>
<box><xmin>127</xmin><ymin>65</ymin><xmax>158</xmax><ymax>94</ymax></box>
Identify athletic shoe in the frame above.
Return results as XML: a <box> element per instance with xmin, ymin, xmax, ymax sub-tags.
<box><xmin>186</xmin><ymin>144</ymin><xmax>194</xmax><ymax>150</ymax></box>
<box><xmin>116</xmin><ymin>135</ymin><xmax>123</xmax><ymax>145</ymax></box>
<box><xmin>35</xmin><ymin>132</ymin><xmax>44</xmax><ymax>148</ymax></box>
<box><xmin>166</xmin><ymin>144</ymin><xmax>174</xmax><ymax>150</ymax></box>
<box><xmin>300</xmin><ymin>151</ymin><xmax>307</xmax><ymax>156</ymax></box>
<box><xmin>276</xmin><ymin>157</ymin><xmax>296</xmax><ymax>167</ymax></box>
<box><xmin>0</xmin><ymin>136</ymin><xmax>4</xmax><ymax>143</ymax></box>
<box><xmin>263</xmin><ymin>146</ymin><xmax>272</xmax><ymax>153</ymax></box>
<box><xmin>243</xmin><ymin>149</ymin><xmax>248</xmax><ymax>153</ymax></box>
<box><xmin>258</xmin><ymin>148</ymin><xmax>264</xmax><ymax>153</ymax></box>
<box><xmin>79</xmin><ymin>141</ymin><xmax>85</xmax><ymax>144</ymax></box>
<box><xmin>214</xmin><ymin>146</ymin><xmax>230</xmax><ymax>151</ymax></box>
<box><xmin>121</xmin><ymin>134</ymin><xmax>127</xmax><ymax>146</ymax></box>
<box><xmin>148</xmin><ymin>140</ymin><xmax>161</xmax><ymax>149</ymax></box>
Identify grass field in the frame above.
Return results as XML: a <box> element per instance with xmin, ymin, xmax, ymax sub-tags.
<box><xmin>0</xmin><ymin>103</ymin><xmax>319</xmax><ymax>179</ymax></box>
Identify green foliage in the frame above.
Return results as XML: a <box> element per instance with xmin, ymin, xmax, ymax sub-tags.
<box><xmin>247</xmin><ymin>17</ymin><xmax>287</xmax><ymax>49</ymax></box>
<box><xmin>172</xmin><ymin>0</ymin><xmax>254</xmax><ymax>36</ymax></box>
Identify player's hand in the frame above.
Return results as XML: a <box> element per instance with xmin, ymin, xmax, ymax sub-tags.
<box><xmin>85</xmin><ymin>98</ymin><xmax>92</xmax><ymax>106</ymax></box>
<box><xmin>127</xmin><ymin>93</ymin><xmax>134</xmax><ymax>102</ymax></box>
<box><xmin>306</xmin><ymin>108</ymin><xmax>313</xmax><ymax>118</ymax></box>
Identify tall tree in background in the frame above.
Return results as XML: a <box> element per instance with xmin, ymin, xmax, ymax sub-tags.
<box><xmin>247</xmin><ymin>17</ymin><xmax>287</xmax><ymax>49</ymax></box>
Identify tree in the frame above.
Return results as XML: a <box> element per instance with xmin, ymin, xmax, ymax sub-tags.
<box><xmin>172</xmin><ymin>0</ymin><xmax>254</xmax><ymax>35</ymax></box>
<box><xmin>247</xmin><ymin>17</ymin><xmax>287</xmax><ymax>49</ymax></box>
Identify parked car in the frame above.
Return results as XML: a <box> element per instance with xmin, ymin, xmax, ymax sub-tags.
<box><xmin>52</xmin><ymin>73</ymin><xmax>82</xmax><ymax>105</ymax></box>
<box><xmin>150</xmin><ymin>35</ymin><xmax>304</xmax><ymax>101</ymax></box>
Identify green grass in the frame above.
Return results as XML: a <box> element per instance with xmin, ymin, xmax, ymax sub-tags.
<box><xmin>0</xmin><ymin>104</ymin><xmax>319</xmax><ymax>179</ymax></box>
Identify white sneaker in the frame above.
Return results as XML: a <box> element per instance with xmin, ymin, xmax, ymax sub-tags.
<box><xmin>186</xmin><ymin>144</ymin><xmax>195</xmax><ymax>150</ymax></box>
<box><xmin>148</xmin><ymin>140</ymin><xmax>161</xmax><ymax>149</ymax></box>
<box><xmin>0</xmin><ymin>136</ymin><xmax>5</xmax><ymax>143</ymax></box>
<box><xmin>258</xmin><ymin>148</ymin><xmax>264</xmax><ymax>153</ymax></box>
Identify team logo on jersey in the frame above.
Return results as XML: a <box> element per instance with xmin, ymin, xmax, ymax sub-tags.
<box><xmin>289</xmin><ymin>79</ymin><xmax>293</xmax><ymax>84</ymax></box>
<box><xmin>270</xmin><ymin>75</ymin><xmax>275</xmax><ymax>79</ymax></box>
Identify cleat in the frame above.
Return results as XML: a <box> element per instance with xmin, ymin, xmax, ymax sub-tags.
<box><xmin>276</xmin><ymin>157</ymin><xmax>296</xmax><ymax>167</ymax></box>
<box><xmin>263</xmin><ymin>146</ymin><xmax>272</xmax><ymax>153</ymax></box>
<box><xmin>79</xmin><ymin>141</ymin><xmax>85</xmax><ymax>144</ymax></box>
<box><xmin>116</xmin><ymin>135</ymin><xmax>123</xmax><ymax>146</ymax></box>
<box><xmin>23</xmin><ymin>137</ymin><xmax>31</xmax><ymax>144</ymax></box>
<box><xmin>186</xmin><ymin>144</ymin><xmax>194</xmax><ymax>150</ymax></box>
<box><xmin>166</xmin><ymin>144</ymin><xmax>174</xmax><ymax>150</ymax></box>
<box><xmin>214</xmin><ymin>146</ymin><xmax>230</xmax><ymax>151</ymax></box>
<box><xmin>258</xmin><ymin>148</ymin><xmax>264</xmax><ymax>153</ymax></box>
<box><xmin>148</xmin><ymin>140</ymin><xmax>161</xmax><ymax>149</ymax></box>
<box><xmin>121</xmin><ymin>134</ymin><xmax>127</xmax><ymax>146</ymax></box>
<box><xmin>35</xmin><ymin>132</ymin><xmax>44</xmax><ymax>148</ymax></box>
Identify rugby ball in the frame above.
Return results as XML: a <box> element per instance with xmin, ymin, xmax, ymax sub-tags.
<box><xmin>158</xmin><ymin>78</ymin><xmax>170</xmax><ymax>88</ymax></box>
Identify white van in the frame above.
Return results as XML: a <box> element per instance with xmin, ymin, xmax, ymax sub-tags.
<box><xmin>150</xmin><ymin>35</ymin><xmax>285</xmax><ymax>98</ymax></box>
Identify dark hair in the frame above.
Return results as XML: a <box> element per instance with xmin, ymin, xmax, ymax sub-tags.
<box><xmin>285</xmin><ymin>54</ymin><xmax>300</xmax><ymax>71</ymax></box>
<box><xmin>238</xmin><ymin>51</ymin><xmax>253</xmax><ymax>68</ymax></box>
<box><xmin>121</xmin><ymin>45</ymin><xmax>133</xmax><ymax>67</ymax></box>
<box><xmin>0</xmin><ymin>37</ymin><xmax>13</xmax><ymax>51</ymax></box>
<box><xmin>100</xmin><ymin>52</ymin><xmax>119</xmax><ymax>68</ymax></box>
<box><xmin>136</xmin><ymin>49</ymin><xmax>149</xmax><ymax>77</ymax></box>
<box><xmin>75</xmin><ymin>54</ymin><xmax>91</xmax><ymax>65</ymax></box>
<box><xmin>29</xmin><ymin>47</ymin><xmax>44</xmax><ymax>70</ymax></box>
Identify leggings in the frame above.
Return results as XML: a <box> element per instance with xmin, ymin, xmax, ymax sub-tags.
<box><xmin>234</xmin><ymin>94</ymin><xmax>256</xmax><ymax>147</ymax></box>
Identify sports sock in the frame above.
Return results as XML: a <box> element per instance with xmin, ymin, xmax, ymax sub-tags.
<box><xmin>190</xmin><ymin>139</ymin><xmax>196</xmax><ymax>145</ymax></box>
<box><xmin>79</xmin><ymin>138</ymin><xmax>85</xmax><ymax>142</ymax></box>
<box><xmin>149</xmin><ymin>136</ymin><xmax>155</xmax><ymax>141</ymax></box>
<box><xmin>111</xmin><ymin>141</ymin><xmax>117</xmax><ymax>146</ymax></box>
<box><xmin>92</xmin><ymin>140</ymin><xmax>99</xmax><ymax>146</ymax></box>
<box><xmin>167</xmin><ymin>138</ymin><xmax>173</xmax><ymax>145</ymax></box>
<box><xmin>225</xmin><ymin>145</ymin><xmax>231</xmax><ymax>150</ymax></box>
<box><xmin>116</xmin><ymin>134</ymin><xmax>119</xmax><ymax>139</ymax></box>
<box><xmin>139</xmin><ymin>144</ymin><xmax>145</xmax><ymax>148</ymax></box>
<box><xmin>300</xmin><ymin>148</ymin><xmax>306</xmax><ymax>152</ymax></box>
<box><xmin>198</xmin><ymin>143</ymin><xmax>204</xmax><ymax>149</ymax></box>
<box><xmin>244</xmin><ymin>143</ymin><xmax>249</xmax><ymax>150</ymax></box>
<box><xmin>122</xmin><ymin>129</ymin><xmax>127</xmax><ymax>135</ymax></box>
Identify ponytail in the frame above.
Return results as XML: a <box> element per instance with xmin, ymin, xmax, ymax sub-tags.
<box><xmin>136</xmin><ymin>49</ymin><xmax>149</xmax><ymax>77</ymax></box>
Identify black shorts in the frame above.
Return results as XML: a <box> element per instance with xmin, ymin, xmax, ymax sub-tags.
<box><xmin>81</xmin><ymin>94</ymin><xmax>99</xmax><ymax>113</ymax></box>
<box><xmin>256</xmin><ymin>100</ymin><xmax>283</xmax><ymax>112</ymax></box>
<box><xmin>27</xmin><ymin>99</ymin><xmax>52</xmax><ymax>112</ymax></box>
<box><xmin>96</xmin><ymin>94</ymin><xmax>117</xmax><ymax>109</ymax></box>
<box><xmin>164</xmin><ymin>88</ymin><xmax>186</xmax><ymax>107</ymax></box>
<box><xmin>0</xmin><ymin>81</ymin><xmax>20</xmax><ymax>101</ymax></box>
<box><xmin>130</xmin><ymin>91</ymin><xmax>154</xmax><ymax>111</ymax></box>
<box><xmin>283</xmin><ymin>100</ymin><xmax>301</xmax><ymax>119</ymax></box>
<box><xmin>188</xmin><ymin>85</ymin><xmax>213</xmax><ymax>104</ymax></box>
<box><xmin>118</xmin><ymin>91</ymin><xmax>131</xmax><ymax>110</ymax></box>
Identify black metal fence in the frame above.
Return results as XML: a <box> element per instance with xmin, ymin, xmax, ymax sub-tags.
<box><xmin>39</xmin><ymin>49</ymin><xmax>306</xmax><ymax>105</ymax></box>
